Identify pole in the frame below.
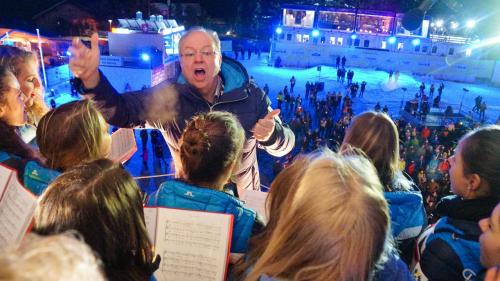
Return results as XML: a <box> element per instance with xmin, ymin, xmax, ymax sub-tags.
<box><xmin>36</xmin><ymin>29</ymin><xmax>48</xmax><ymax>88</ymax></box>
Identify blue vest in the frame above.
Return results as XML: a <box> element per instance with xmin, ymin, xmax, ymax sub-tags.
<box><xmin>146</xmin><ymin>180</ymin><xmax>256</xmax><ymax>253</ymax></box>
<box><xmin>0</xmin><ymin>151</ymin><xmax>59</xmax><ymax>196</ymax></box>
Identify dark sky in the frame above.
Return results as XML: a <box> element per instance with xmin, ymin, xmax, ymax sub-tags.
<box><xmin>1</xmin><ymin>0</ymin><xmax>498</xmax><ymax>37</ymax></box>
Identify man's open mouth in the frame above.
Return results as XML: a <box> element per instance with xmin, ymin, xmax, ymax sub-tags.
<box><xmin>194</xmin><ymin>68</ymin><xmax>206</xmax><ymax>78</ymax></box>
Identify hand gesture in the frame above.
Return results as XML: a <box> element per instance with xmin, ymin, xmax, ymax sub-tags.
<box><xmin>253</xmin><ymin>109</ymin><xmax>280</xmax><ymax>142</ymax></box>
<box><xmin>69</xmin><ymin>33</ymin><xmax>100</xmax><ymax>88</ymax></box>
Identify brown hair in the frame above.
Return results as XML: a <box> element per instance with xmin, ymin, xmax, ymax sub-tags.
<box><xmin>459</xmin><ymin>125</ymin><xmax>500</xmax><ymax>199</ymax></box>
<box><xmin>37</xmin><ymin>99</ymin><xmax>107</xmax><ymax>171</ymax></box>
<box><xmin>34</xmin><ymin>159</ymin><xmax>156</xmax><ymax>281</ymax></box>
<box><xmin>341</xmin><ymin>111</ymin><xmax>411</xmax><ymax>191</ymax></box>
<box><xmin>180</xmin><ymin>111</ymin><xmax>244</xmax><ymax>187</ymax></box>
<box><xmin>240</xmin><ymin>150</ymin><xmax>390</xmax><ymax>281</ymax></box>
<box><xmin>0</xmin><ymin>65</ymin><xmax>41</xmax><ymax>162</ymax></box>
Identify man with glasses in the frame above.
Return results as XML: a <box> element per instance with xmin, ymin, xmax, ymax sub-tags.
<box><xmin>69</xmin><ymin>27</ymin><xmax>295</xmax><ymax>193</ymax></box>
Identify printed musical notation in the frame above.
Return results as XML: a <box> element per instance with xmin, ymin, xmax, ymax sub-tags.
<box><xmin>144</xmin><ymin>207</ymin><xmax>233</xmax><ymax>281</ymax></box>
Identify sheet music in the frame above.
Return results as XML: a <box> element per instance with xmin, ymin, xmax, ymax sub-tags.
<box><xmin>242</xmin><ymin>190</ymin><xmax>269</xmax><ymax>223</ymax></box>
<box><xmin>153</xmin><ymin>208</ymin><xmax>232</xmax><ymax>281</ymax></box>
<box><xmin>0</xmin><ymin>165</ymin><xmax>13</xmax><ymax>199</ymax></box>
<box><xmin>0</xmin><ymin>176</ymin><xmax>37</xmax><ymax>250</ymax></box>
<box><xmin>109</xmin><ymin>128</ymin><xmax>137</xmax><ymax>163</ymax></box>
<box><xmin>143</xmin><ymin>207</ymin><xmax>158</xmax><ymax>244</ymax></box>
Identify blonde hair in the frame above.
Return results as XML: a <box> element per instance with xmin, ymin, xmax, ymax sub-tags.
<box><xmin>0</xmin><ymin>233</ymin><xmax>105</xmax><ymax>281</ymax></box>
<box><xmin>341</xmin><ymin>111</ymin><xmax>411</xmax><ymax>191</ymax></box>
<box><xmin>244</xmin><ymin>150</ymin><xmax>390</xmax><ymax>281</ymax></box>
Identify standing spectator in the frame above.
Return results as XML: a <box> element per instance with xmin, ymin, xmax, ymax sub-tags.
<box><xmin>374</xmin><ymin>102</ymin><xmax>381</xmax><ymax>112</ymax></box>
<box><xmin>289</xmin><ymin>76</ymin><xmax>296</xmax><ymax>93</ymax></box>
<box><xmin>429</xmin><ymin>83</ymin><xmax>435</xmax><ymax>99</ymax></box>
<box><xmin>341</xmin><ymin>55</ymin><xmax>346</xmax><ymax>68</ymax></box>
<box><xmin>480</xmin><ymin>101</ymin><xmax>487</xmax><ymax>122</ymax></box>
<box><xmin>335</xmin><ymin>56</ymin><xmax>340</xmax><ymax>68</ymax></box>
<box><xmin>141</xmin><ymin>148</ymin><xmax>149</xmax><ymax>171</ymax></box>
<box><xmin>140</xmin><ymin>129</ymin><xmax>149</xmax><ymax>151</ymax></box>
<box><xmin>360</xmin><ymin>81</ymin><xmax>367</xmax><ymax>97</ymax></box>
<box><xmin>305</xmin><ymin>81</ymin><xmax>311</xmax><ymax>99</ymax></box>
<box><xmin>276</xmin><ymin>91</ymin><xmax>283</xmax><ymax>109</ymax></box>
<box><xmin>263</xmin><ymin>83</ymin><xmax>269</xmax><ymax>96</ymax></box>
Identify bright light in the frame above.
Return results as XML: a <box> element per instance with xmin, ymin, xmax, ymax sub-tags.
<box><xmin>388</xmin><ymin>36</ymin><xmax>397</xmax><ymax>44</ymax></box>
<box><xmin>275</xmin><ymin>27</ymin><xmax>283</xmax><ymax>34</ymax></box>
<box><xmin>450</xmin><ymin>22</ymin><xmax>459</xmax><ymax>29</ymax></box>
<box><xmin>311</xmin><ymin>29</ymin><xmax>320</xmax><ymax>37</ymax></box>
<box><xmin>436</xmin><ymin>20</ymin><xmax>444</xmax><ymax>28</ymax></box>
<box><xmin>465</xmin><ymin>48</ymin><xmax>472</xmax><ymax>56</ymax></box>
<box><xmin>350</xmin><ymin>33</ymin><xmax>357</xmax><ymax>40</ymax></box>
<box><xmin>66</xmin><ymin>50</ymin><xmax>71</xmax><ymax>56</ymax></box>
<box><xmin>411</xmin><ymin>38</ymin><xmax>421</xmax><ymax>46</ymax></box>
<box><xmin>466</xmin><ymin>20</ymin><xmax>476</xmax><ymax>29</ymax></box>
<box><xmin>141</xmin><ymin>53</ymin><xmax>150</xmax><ymax>61</ymax></box>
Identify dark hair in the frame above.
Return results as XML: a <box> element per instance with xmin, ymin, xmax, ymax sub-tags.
<box><xmin>0</xmin><ymin>65</ymin><xmax>41</xmax><ymax>162</ymax></box>
<box><xmin>34</xmin><ymin>159</ymin><xmax>156</xmax><ymax>281</ymax></box>
<box><xmin>180</xmin><ymin>111</ymin><xmax>244</xmax><ymax>187</ymax></box>
<box><xmin>36</xmin><ymin>99</ymin><xmax>107</xmax><ymax>171</ymax></box>
<box><xmin>460</xmin><ymin>125</ymin><xmax>500</xmax><ymax>199</ymax></box>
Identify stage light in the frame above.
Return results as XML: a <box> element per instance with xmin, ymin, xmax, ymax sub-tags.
<box><xmin>411</xmin><ymin>38</ymin><xmax>421</xmax><ymax>46</ymax></box>
<box><xmin>388</xmin><ymin>36</ymin><xmax>397</xmax><ymax>44</ymax></box>
<box><xmin>275</xmin><ymin>27</ymin><xmax>283</xmax><ymax>34</ymax></box>
<box><xmin>141</xmin><ymin>53</ymin><xmax>150</xmax><ymax>61</ymax></box>
<box><xmin>350</xmin><ymin>33</ymin><xmax>357</xmax><ymax>40</ymax></box>
<box><xmin>312</xmin><ymin>29</ymin><xmax>320</xmax><ymax>37</ymax></box>
<box><xmin>450</xmin><ymin>22</ymin><xmax>459</xmax><ymax>29</ymax></box>
<box><xmin>66</xmin><ymin>50</ymin><xmax>71</xmax><ymax>56</ymax></box>
<box><xmin>466</xmin><ymin>20</ymin><xmax>476</xmax><ymax>29</ymax></box>
<box><xmin>436</xmin><ymin>20</ymin><xmax>444</xmax><ymax>28</ymax></box>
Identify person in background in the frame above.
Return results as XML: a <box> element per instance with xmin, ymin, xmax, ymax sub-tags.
<box><xmin>147</xmin><ymin>111</ymin><xmax>264</xmax><ymax>253</ymax></box>
<box><xmin>341</xmin><ymin>111</ymin><xmax>427</xmax><ymax>266</ymax></box>
<box><xmin>0</xmin><ymin>233</ymin><xmax>106</xmax><ymax>281</ymax></box>
<box><xmin>417</xmin><ymin>125</ymin><xmax>500</xmax><ymax>281</ymax></box>
<box><xmin>0</xmin><ymin>65</ymin><xmax>58</xmax><ymax>195</ymax></box>
<box><xmin>34</xmin><ymin>159</ymin><xmax>159</xmax><ymax>281</ymax></box>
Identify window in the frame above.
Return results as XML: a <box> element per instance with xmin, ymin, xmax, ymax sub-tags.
<box><xmin>313</xmin><ymin>37</ymin><xmax>318</xmax><ymax>44</ymax></box>
<box><xmin>330</xmin><ymin>37</ymin><xmax>336</xmax><ymax>45</ymax></box>
<box><xmin>337</xmin><ymin>37</ymin><xmax>344</xmax><ymax>46</ymax></box>
<box><xmin>414</xmin><ymin>45</ymin><xmax>420</xmax><ymax>52</ymax></box>
<box><xmin>381</xmin><ymin>41</ymin><xmax>387</xmax><ymax>49</ymax></box>
<box><xmin>354</xmin><ymin>38</ymin><xmax>360</xmax><ymax>46</ymax></box>
<box><xmin>397</xmin><ymin>42</ymin><xmax>404</xmax><ymax>50</ymax></box>
<box><xmin>279</xmin><ymin>33</ymin><xmax>285</xmax><ymax>40</ymax></box>
<box><xmin>448</xmin><ymin>48</ymin><xmax>454</xmax><ymax>55</ymax></box>
<box><xmin>422</xmin><ymin>46</ymin><xmax>429</xmax><ymax>53</ymax></box>
<box><xmin>432</xmin><ymin>46</ymin><xmax>437</xmax><ymax>54</ymax></box>
<box><xmin>302</xmin><ymin>34</ymin><xmax>310</xmax><ymax>43</ymax></box>
<box><xmin>363</xmin><ymin>40</ymin><xmax>370</xmax><ymax>48</ymax></box>
<box><xmin>296</xmin><ymin>34</ymin><xmax>302</xmax><ymax>42</ymax></box>
<box><xmin>321</xmin><ymin>36</ymin><xmax>326</xmax><ymax>44</ymax></box>
<box><xmin>286</xmin><ymin>33</ymin><xmax>292</xmax><ymax>41</ymax></box>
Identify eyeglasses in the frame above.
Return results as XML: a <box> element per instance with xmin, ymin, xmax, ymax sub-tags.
<box><xmin>180</xmin><ymin>49</ymin><xmax>218</xmax><ymax>59</ymax></box>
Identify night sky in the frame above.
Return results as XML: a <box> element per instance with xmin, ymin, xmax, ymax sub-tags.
<box><xmin>0</xmin><ymin>0</ymin><xmax>498</xmax><ymax>37</ymax></box>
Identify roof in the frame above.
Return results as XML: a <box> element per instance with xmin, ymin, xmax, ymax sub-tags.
<box><xmin>0</xmin><ymin>28</ymin><xmax>51</xmax><ymax>43</ymax></box>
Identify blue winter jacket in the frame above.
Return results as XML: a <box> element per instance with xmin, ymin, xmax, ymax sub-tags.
<box><xmin>417</xmin><ymin>196</ymin><xmax>498</xmax><ymax>281</ymax></box>
<box><xmin>146</xmin><ymin>179</ymin><xmax>257</xmax><ymax>253</ymax></box>
<box><xmin>385</xmin><ymin>190</ymin><xmax>426</xmax><ymax>241</ymax></box>
<box><xmin>79</xmin><ymin>56</ymin><xmax>295</xmax><ymax>190</ymax></box>
<box><xmin>0</xmin><ymin>151</ymin><xmax>59</xmax><ymax>195</ymax></box>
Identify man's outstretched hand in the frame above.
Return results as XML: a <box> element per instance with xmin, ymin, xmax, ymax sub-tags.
<box><xmin>68</xmin><ymin>33</ymin><xmax>100</xmax><ymax>89</ymax></box>
<box><xmin>253</xmin><ymin>109</ymin><xmax>280</xmax><ymax>142</ymax></box>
